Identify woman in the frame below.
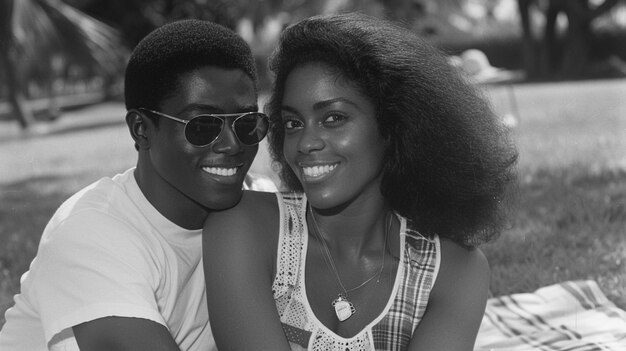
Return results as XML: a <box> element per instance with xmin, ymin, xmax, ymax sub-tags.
<box><xmin>203</xmin><ymin>12</ymin><xmax>517</xmax><ymax>350</ymax></box>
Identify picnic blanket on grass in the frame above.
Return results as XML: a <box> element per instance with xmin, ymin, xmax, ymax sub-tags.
<box><xmin>475</xmin><ymin>280</ymin><xmax>626</xmax><ymax>350</ymax></box>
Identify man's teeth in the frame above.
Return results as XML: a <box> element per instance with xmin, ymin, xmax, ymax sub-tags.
<box><xmin>203</xmin><ymin>167</ymin><xmax>238</xmax><ymax>176</ymax></box>
<box><xmin>303</xmin><ymin>164</ymin><xmax>337</xmax><ymax>177</ymax></box>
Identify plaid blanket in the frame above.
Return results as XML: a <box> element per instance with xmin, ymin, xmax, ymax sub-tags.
<box><xmin>475</xmin><ymin>280</ymin><xmax>626</xmax><ymax>350</ymax></box>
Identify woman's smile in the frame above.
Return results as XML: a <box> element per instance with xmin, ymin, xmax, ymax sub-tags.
<box><xmin>300</xmin><ymin>162</ymin><xmax>339</xmax><ymax>181</ymax></box>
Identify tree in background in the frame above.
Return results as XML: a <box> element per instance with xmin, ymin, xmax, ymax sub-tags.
<box><xmin>0</xmin><ymin>0</ymin><xmax>35</xmax><ymax>129</ymax></box>
<box><xmin>518</xmin><ymin>0</ymin><xmax>624</xmax><ymax>79</ymax></box>
<box><xmin>68</xmin><ymin>0</ymin><xmax>253</xmax><ymax>47</ymax></box>
<box><xmin>6</xmin><ymin>0</ymin><xmax>623</xmax><ymax>127</ymax></box>
<box><xmin>0</xmin><ymin>0</ymin><xmax>125</xmax><ymax>130</ymax></box>
<box><xmin>381</xmin><ymin>0</ymin><xmax>624</xmax><ymax>79</ymax></box>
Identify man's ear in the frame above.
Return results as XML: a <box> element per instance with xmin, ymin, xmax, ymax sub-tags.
<box><xmin>126</xmin><ymin>109</ymin><xmax>151</xmax><ymax>151</ymax></box>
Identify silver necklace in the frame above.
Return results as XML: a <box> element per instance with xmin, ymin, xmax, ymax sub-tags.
<box><xmin>308</xmin><ymin>205</ymin><xmax>391</xmax><ymax>322</ymax></box>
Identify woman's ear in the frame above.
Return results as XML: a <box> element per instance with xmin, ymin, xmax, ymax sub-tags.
<box><xmin>126</xmin><ymin>109</ymin><xmax>151</xmax><ymax>151</ymax></box>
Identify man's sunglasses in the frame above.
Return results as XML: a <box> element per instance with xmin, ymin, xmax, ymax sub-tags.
<box><xmin>137</xmin><ymin>108</ymin><xmax>269</xmax><ymax>147</ymax></box>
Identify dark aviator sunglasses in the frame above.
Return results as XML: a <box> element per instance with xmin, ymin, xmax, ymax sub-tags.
<box><xmin>137</xmin><ymin>108</ymin><xmax>269</xmax><ymax>147</ymax></box>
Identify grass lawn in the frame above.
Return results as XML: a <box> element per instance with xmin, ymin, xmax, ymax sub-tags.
<box><xmin>1</xmin><ymin>79</ymin><xmax>625</xmax><ymax>328</ymax></box>
<box><xmin>482</xmin><ymin>79</ymin><xmax>626</xmax><ymax>308</ymax></box>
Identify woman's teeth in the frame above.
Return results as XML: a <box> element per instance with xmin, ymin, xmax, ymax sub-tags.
<box><xmin>303</xmin><ymin>164</ymin><xmax>337</xmax><ymax>177</ymax></box>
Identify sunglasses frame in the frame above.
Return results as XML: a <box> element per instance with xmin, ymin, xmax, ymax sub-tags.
<box><xmin>137</xmin><ymin>108</ymin><xmax>269</xmax><ymax>147</ymax></box>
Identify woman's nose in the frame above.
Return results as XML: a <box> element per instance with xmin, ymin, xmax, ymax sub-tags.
<box><xmin>297</xmin><ymin>125</ymin><xmax>325</xmax><ymax>154</ymax></box>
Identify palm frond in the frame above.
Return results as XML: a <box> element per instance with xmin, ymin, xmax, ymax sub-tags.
<box><xmin>11</xmin><ymin>0</ymin><xmax>126</xmax><ymax>77</ymax></box>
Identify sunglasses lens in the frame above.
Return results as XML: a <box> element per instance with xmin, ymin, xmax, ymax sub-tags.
<box><xmin>185</xmin><ymin>116</ymin><xmax>223</xmax><ymax>146</ymax></box>
<box><xmin>234</xmin><ymin>113</ymin><xmax>269</xmax><ymax>145</ymax></box>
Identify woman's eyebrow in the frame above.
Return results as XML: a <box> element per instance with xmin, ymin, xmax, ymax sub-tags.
<box><xmin>312</xmin><ymin>97</ymin><xmax>359</xmax><ymax>111</ymax></box>
<box><xmin>280</xmin><ymin>97</ymin><xmax>360</xmax><ymax>116</ymax></box>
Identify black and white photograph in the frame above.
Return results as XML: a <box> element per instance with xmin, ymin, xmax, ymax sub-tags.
<box><xmin>1</xmin><ymin>1</ymin><xmax>625</xmax><ymax>350</ymax></box>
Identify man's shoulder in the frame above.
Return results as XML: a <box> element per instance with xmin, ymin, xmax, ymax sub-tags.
<box><xmin>44</xmin><ymin>169</ymin><xmax>146</xmax><ymax>243</ymax></box>
<box><xmin>54</xmin><ymin>169</ymin><xmax>136</xmax><ymax>220</ymax></box>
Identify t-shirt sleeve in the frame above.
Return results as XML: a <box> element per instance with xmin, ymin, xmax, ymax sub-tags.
<box><xmin>29</xmin><ymin>209</ymin><xmax>166</xmax><ymax>344</ymax></box>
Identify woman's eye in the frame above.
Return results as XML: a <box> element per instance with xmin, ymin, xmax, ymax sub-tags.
<box><xmin>323</xmin><ymin>113</ymin><xmax>347</xmax><ymax>125</ymax></box>
<box><xmin>283</xmin><ymin>119</ymin><xmax>303</xmax><ymax>130</ymax></box>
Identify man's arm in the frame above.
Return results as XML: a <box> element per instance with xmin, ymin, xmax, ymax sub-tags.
<box><xmin>408</xmin><ymin>239</ymin><xmax>490</xmax><ymax>351</ymax></box>
<box><xmin>74</xmin><ymin>317</ymin><xmax>180</xmax><ymax>351</ymax></box>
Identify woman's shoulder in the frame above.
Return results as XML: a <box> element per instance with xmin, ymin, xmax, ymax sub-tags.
<box><xmin>408</xmin><ymin>241</ymin><xmax>491</xmax><ymax>349</ymax></box>
<box><xmin>203</xmin><ymin>191</ymin><xmax>282</xmax><ymax>275</ymax></box>
<box><xmin>204</xmin><ymin>190</ymin><xmax>280</xmax><ymax>241</ymax></box>
<box><xmin>439</xmin><ymin>239</ymin><xmax>488</xmax><ymax>274</ymax></box>
<box><xmin>433</xmin><ymin>238</ymin><xmax>490</xmax><ymax>298</ymax></box>
<box><xmin>239</xmin><ymin>190</ymin><xmax>280</xmax><ymax>210</ymax></box>
<box><xmin>218</xmin><ymin>190</ymin><xmax>278</xmax><ymax>216</ymax></box>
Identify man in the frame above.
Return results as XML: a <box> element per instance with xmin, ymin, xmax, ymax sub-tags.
<box><xmin>0</xmin><ymin>19</ymin><xmax>268</xmax><ymax>350</ymax></box>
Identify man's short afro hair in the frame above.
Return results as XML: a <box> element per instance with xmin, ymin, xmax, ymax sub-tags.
<box><xmin>124</xmin><ymin>19</ymin><xmax>257</xmax><ymax>111</ymax></box>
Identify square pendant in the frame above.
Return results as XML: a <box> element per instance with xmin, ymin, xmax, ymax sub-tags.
<box><xmin>332</xmin><ymin>296</ymin><xmax>356</xmax><ymax>322</ymax></box>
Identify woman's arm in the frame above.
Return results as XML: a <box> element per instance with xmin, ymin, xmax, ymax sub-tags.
<box><xmin>408</xmin><ymin>239</ymin><xmax>490</xmax><ymax>350</ymax></box>
<box><xmin>203</xmin><ymin>191</ymin><xmax>292</xmax><ymax>351</ymax></box>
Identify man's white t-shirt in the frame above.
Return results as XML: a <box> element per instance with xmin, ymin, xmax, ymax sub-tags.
<box><xmin>0</xmin><ymin>168</ymin><xmax>215</xmax><ymax>351</ymax></box>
